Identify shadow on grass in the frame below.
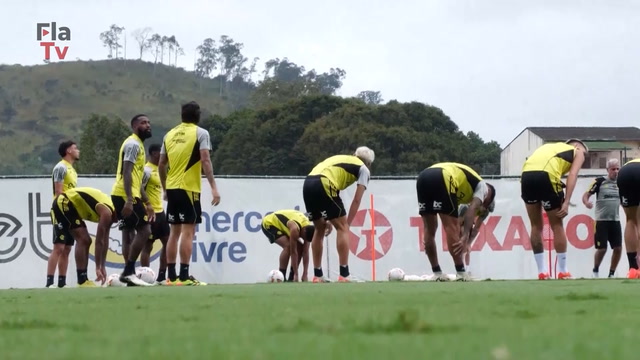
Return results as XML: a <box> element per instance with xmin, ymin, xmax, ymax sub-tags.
<box><xmin>555</xmin><ymin>292</ymin><xmax>607</xmax><ymax>301</ymax></box>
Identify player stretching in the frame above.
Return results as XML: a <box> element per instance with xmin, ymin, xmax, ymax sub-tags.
<box><xmin>416</xmin><ymin>162</ymin><xmax>496</xmax><ymax>281</ymax></box>
<box><xmin>303</xmin><ymin>146</ymin><xmax>375</xmax><ymax>283</ymax></box>
<box><xmin>140</xmin><ymin>144</ymin><xmax>170</xmax><ymax>284</ymax></box>
<box><xmin>159</xmin><ymin>101</ymin><xmax>220</xmax><ymax>286</ymax></box>
<box><xmin>615</xmin><ymin>158</ymin><xmax>640</xmax><ymax>278</ymax></box>
<box><xmin>111</xmin><ymin>114</ymin><xmax>155</xmax><ymax>287</ymax></box>
<box><xmin>458</xmin><ymin>201</ymin><xmax>494</xmax><ymax>276</ymax></box>
<box><xmin>261</xmin><ymin>209</ymin><xmax>322</xmax><ymax>282</ymax></box>
<box><xmin>51</xmin><ymin>187</ymin><xmax>117</xmax><ymax>287</ymax></box>
<box><xmin>582</xmin><ymin>159</ymin><xmax>621</xmax><ymax>278</ymax></box>
<box><xmin>46</xmin><ymin>140</ymin><xmax>79</xmax><ymax>288</ymax></box>
<box><xmin>521</xmin><ymin>139</ymin><xmax>587</xmax><ymax>280</ymax></box>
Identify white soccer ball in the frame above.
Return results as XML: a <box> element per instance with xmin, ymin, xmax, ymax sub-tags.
<box><xmin>388</xmin><ymin>268</ymin><xmax>406</xmax><ymax>281</ymax></box>
<box><xmin>267</xmin><ymin>269</ymin><xmax>285</xmax><ymax>283</ymax></box>
<box><xmin>135</xmin><ymin>266</ymin><xmax>157</xmax><ymax>284</ymax></box>
<box><xmin>107</xmin><ymin>273</ymin><xmax>126</xmax><ymax>287</ymax></box>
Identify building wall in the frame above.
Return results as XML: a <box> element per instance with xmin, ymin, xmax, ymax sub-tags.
<box><xmin>500</xmin><ymin>129</ymin><xmax>545</xmax><ymax>175</ymax></box>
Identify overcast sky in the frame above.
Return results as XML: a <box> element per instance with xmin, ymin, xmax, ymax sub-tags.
<box><xmin>1</xmin><ymin>0</ymin><xmax>639</xmax><ymax>147</ymax></box>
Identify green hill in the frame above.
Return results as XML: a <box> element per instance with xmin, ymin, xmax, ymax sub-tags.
<box><xmin>0</xmin><ymin>60</ymin><xmax>253</xmax><ymax>175</ymax></box>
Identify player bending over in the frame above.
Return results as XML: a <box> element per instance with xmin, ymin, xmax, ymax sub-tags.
<box><xmin>521</xmin><ymin>139</ymin><xmax>587</xmax><ymax>280</ymax></box>
<box><xmin>51</xmin><ymin>187</ymin><xmax>117</xmax><ymax>287</ymax></box>
<box><xmin>261</xmin><ymin>209</ymin><xmax>327</xmax><ymax>281</ymax></box>
<box><xmin>139</xmin><ymin>144</ymin><xmax>170</xmax><ymax>284</ymax></box>
<box><xmin>458</xmin><ymin>201</ymin><xmax>494</xmax><ymax>276</ymax></box>
<box><xmin>303</xmin><ymin>146</ymin><xmax>375</xmax><ymax>283</ymax></box>
<box><xmin>416</xmin><ymin>162</ymin><xmax>496</xmax><ymax>281</ymax></box>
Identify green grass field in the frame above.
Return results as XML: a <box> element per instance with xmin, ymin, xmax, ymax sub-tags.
<box><xmin>0</xmin><ymin>280</ymin><xmax>637</xmax><ymax>360</ymax></box>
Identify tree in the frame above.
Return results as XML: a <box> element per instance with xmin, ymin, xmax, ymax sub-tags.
<box><xmin>132</xmin><ymin>27</ymin><xmax>152</xmax><ymax>60</ymax></box>
<box><xmin>146</xmin><ymin>34</ymin><xmax>163</xmax><ymax>64</ymax></box>
<box><xmin>76</xmin><ymin>114</ymin><xmax>130</xmax><ymax>174</ymax></box>
<box><xmin>195</xmin><ymin>38</ymin><xmax>218</xmax><ymax>78</ymax></box>
<box><xmin>357</xmin><ymin>90</ymin><xmax>384</xmax><ymax>105</ymax></box>
<box><xmin>99</xmin><ymin>24</ymin><xmax>125</xmax><ymax>59</ymax></box>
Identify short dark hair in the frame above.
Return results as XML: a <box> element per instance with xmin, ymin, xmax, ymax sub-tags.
<box><xmin>303</xmin><ymin>225</ymin><xmax>315</xmax><ymax>242</ymax></box>
<box><xmin>148</xmin><ymin>143</ymin><xmax>162</xmax><ymax>155</ymax></box>
<box><xmin>58</xmin><ymin>140</ymin><xmax>75</xmax><ymax>157</ymax></box>
<box><xmin>181</xmin><ymin>101</ymin><xmax>201</xmax><ymax>123</ymax></box>
<box><xmin>131</xmin><ymin>114</ymin><xmax>148</xmax><ymax>127</ymax></box>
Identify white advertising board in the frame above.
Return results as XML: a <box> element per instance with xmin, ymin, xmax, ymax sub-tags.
<box><xmin>0</xmin><ymin>176</ymin><xmax>621</xmax><ymax>289</ymax></box>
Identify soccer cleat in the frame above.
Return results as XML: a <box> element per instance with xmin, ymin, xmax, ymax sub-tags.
<box><xmin>155</xmin><ymin>280</ymin><xmax>166</xmax><ymax>286</ymax></box>
<box><xmin>312</xmin><ymin>276</ymin><xmax>330</xmax><ymax>283</ymax></box>
<box><xmin>538</xmin><ymin>273</ymin><xmax>550</xmax><ymax>280</ymax></box>
<box><xmin>120</xmin><ymin>274</ymin><xmax>153</xmax><ymax>287</ymax></box>
<box><xmin>78</xmin><ymin>280</ymin><xmax>97</xmax><ymax>288</ymax></box>
<box><xmin>592</xmin><ymin>272</ymin><xmax>599</xmax><ymax>278</ymax></box>
<box><xmin>557</xmin><ymin>272</ymin><xmax>573</xmax><ymax>280</ymax></box>
<box><xmin>455</xmin><ymin>272</ymin><xmax>472</xmax><ymax>281</ymax></box>
<box><xmin>165</xmin><ymin>279</ymin><xmax>182</xmax><ymax>286</ymax></box>
<box><xmin>181</xmin><ymin>276</ymin><xmax>207</xmax><ymax>286</ymax></box>
<box><xmin>434</xmin><ymin>273</ymin><xmax>450</xmax><ymax>282</ymax></box>
<box><xmin>627</xmin><ymin>268</ymin><xmax>639</xmax><ymax>279</ymax></box>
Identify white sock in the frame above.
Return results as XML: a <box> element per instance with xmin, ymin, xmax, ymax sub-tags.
<box><xmin>466</xmin><ymin>264</ymin><xmax>472</xmax><ymax>273</ymax></box>
<box><xmin>557</xmin><ymin>252</ymin><xmax>567</xmax><ymax>273</ymax></box>
<box><xmin>534</xmin><ymin>253</ymin><xmax>546</xmax><ymax>274</ymax></box>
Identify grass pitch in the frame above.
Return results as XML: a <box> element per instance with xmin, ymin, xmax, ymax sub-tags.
<box><xmin>0</xmin><ymin>280</ymin><xmax>637</xmax><ymax>359</ymax></box>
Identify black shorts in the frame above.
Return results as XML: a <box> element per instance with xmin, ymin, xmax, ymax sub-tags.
<box><xmin>261</xmin><ymin>223</ymin><xmax>283</xmax><ymax>244</ymax></box>
<box><xmin>303</xmin><ymin>175</ymin><xmax>345</xmax><ymax>221</ymax></box>
<box><xmin>149</xmin><ymin>211</ymin><xmax>170</xmax><ymax>241</ymax></box>
<box><xmin>51</xmin><ymin>195</ymin><xmax>86</xmax><ymax>243</ymax></box>
<box><xmin>594</xmin><ymin>221</ymin><xmax>622</xmax><ymax>249</ymax></box>
<box><xmin>520</xmin><ymin>171</ymin><xmax>565</xmax><ymax>211</ymax></box>
<box><xmin>166</xmin><ymin>189</ymin><xmax>202</xmax><ymax>224</ymax></box>
<box><xmin>617</xmin><ymin>162</ymin><xmax>640</xmax><ymax>207</ymax></box>
<box><xmin>416</xmin><ymin>168</ymin><xmax>457</xmax><ymax>217</ymax></box>
<box><xmin>111</xmin><ymin>195</ymin><xmax>148</xmax><ymax>230</ymax></box>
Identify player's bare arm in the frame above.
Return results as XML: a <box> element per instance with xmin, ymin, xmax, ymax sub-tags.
<box><xmin>462</xmin><ymin>197</ymin><xmax>482</xmax><ymax>243</ymax></box>
<box><xmin>582</xmin><ymin>191</ymin><xmax>594</xmax><ymax>209</ymax></box>
<box><xmin>140</xmin><ymin>186</ymin><xmax>155</xmax><ymax>223</ymax></box>
<box><xmin>200</xmin><ymin>148</ymin><xmax>220</xmax><ymax>206</ymax></box>
<box><xmin>287</xmin><ymin>221</ymin><xmax>301</xmax><ymax>281</ymax></box>
<box><xmin>560</xmin><ymin>150</ymin><xmax>586</xmax><ymax>218</ymax></box>
<box><xmin>122</xmin><ymin>161</ymin><xmax>135</xmax><ymax>216</ymax></box>
<box><xmin>94</xmin><ymin>204</ymin><xmax>113</xmax><ymax>285</ymax></box>
<box><xmin>348</xmin><ymin>184</ymin><xmax>366</xmax><ymax>225</ymax></box>
<box><xmin>158</xmin><ymin>153</ymin><xmax>168</xmax><ymax>199</ymax></box>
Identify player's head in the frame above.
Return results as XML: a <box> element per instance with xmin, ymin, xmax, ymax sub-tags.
<box><xmin>302</xmin><ymin>225</ymin><xmax>315</xmax><ymax>242</ymax></box>
<box><xmin>565</xmin><ymin>138</ymin><xmax>589</xmax><ymax>155</ymax></box>
<box><xmin>354</xmin><ymin>146</ymin><xmax>375</xmax><ymax>168</ymax></box>
<box><xmin>131</xmin><ymin>114</ymin><xmax>152</xmax><ymax>140</ymax></box>
<box><xmin>607</xmin><ymin>158</ymin><xmax>620</xmax><ymax>180</ymax></box>
<box><xmin>182</xmin><ymin>101</ymin><xmax>201</xmax><ymax>124</ymax></box>
<box><xmin>58</xmin><ymin>140</ymin><xmax>79</xmax><ymax>161</ymax></box>
<box><xmin>148</xmin><ymin>143</ymin><xmax>162</xmax><ymax>165</ymax></box>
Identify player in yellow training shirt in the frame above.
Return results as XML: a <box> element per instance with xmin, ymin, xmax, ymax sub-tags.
<box><xmin>111</xmin><ymin>114</ymin><xmax>155</xmax><ymax>287</ymax></box>
<box><xmin>416</xmin><ymin>162</ymin><xmax>496</xmax><ymax>281</ymax></box>
<box><xmin>51</xmin><ymin>187</ymin><xmax>117</xmax><ymax>287</ymax></box>
<box><xmin>46</xmin><ymin>140</ymin><xmax>80</xmax><ymax>288</ymax></box>
<box><xmin>261</xmin><ymin>209</ymin><xmax>320</xmax><ymax>282</ymax></box>
<box><xmin>159</xmin><ymin>101</ymin><xmax>221</xmax><ymax>286</ymax></box>
<box><xmin>611</xmin><ymin>158</ymin><xmax>640</xmax><ymax>279</ymax></box>
<box><xmin>521</xmin><ymin>139</ymin><xmax>587</xmax><ymax>280</ymax></box>
<box><xmin>140</xmin><ymin>144</ymin><xmax>170</xmax><ymax>285</ymax></box>
<box><xmin>302</xmin><ymin>146</ymin><xmax>375</xmax><ymax>283</ymax></box>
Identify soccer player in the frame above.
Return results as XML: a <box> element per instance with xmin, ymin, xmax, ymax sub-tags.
<box><xmin>458</xmin><ymin>201</ymin><xmax>494</xmax><ymax>276</ymax></box>
<box><xmin>140</xmin><ymin>144</ymin><xmax>170</xmax><ymax>284</ymax></box>
<box><xmin>261</xmin><ymin>209</ymin><xmax>320</xmax><ymax>282</ymax></box>
<box><xmin>111</xmin><ymin>114</ymin><xmax>155</xmax><ymax>287</ymax></box>
<box><xmin>521</xmin><ymin>139</ymin><xmax>587</xmax><ymax>280</ymax></box>
<box><xmin>614</xmin><ymin>158</ymin><xmax>640</xmax><ymax>278</ymax></box>
<box><xmin>416</xmin><ymin>162</ymin><xmax>496</xmax><ymax>281</ymax></box>
<box><xmin>303</xmin><ymin>146</ymin><xmax>375</xmax><ymax>283</ymax></box>
<box><xmin>159</xmin><ymin>101</ymin><xmax>220</xmax><ymax>286</ymax></box>
<box><xmin>582</xmin><ymin>159</ymin><xmax>621</xmax><ymax>278</ymax></box>
<box><xmin>50</xmin><ymin>187</ymin><xmax>117</xmax><ymax>287</ymax></box>
<box><xmin>46</xmin><ymin>140</ymin><xmax>79</xmax><ymax>288</ymax></box>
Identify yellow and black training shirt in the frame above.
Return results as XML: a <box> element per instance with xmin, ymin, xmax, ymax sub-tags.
<box><xmin>522</xmin><ymin>142</ymin><xmax>576</xmax><ymax>185</ymax></box>
<box><xmin>429</xmin><ymin>162</ymin><xmax>487</xmax><ymax>204</ymax></box>
<box><xmin>142</xmin><ymin>162</ymin><xmax>164</xmax><ymax>213</ymax></box>
<box><xmin>262</xmin><ymin>210</ymin><xmax>311</xmax><ymax>238</ymax></box>
<box><xmin>57</xmin><ymin>187</ymin><xmax>114</xmax><ymax>222</ymax></box>
<box><xmin>52</xmin><ymin>159</ymin><xmax>77</xmax><ymax>196</ymax></box>
<box><xmin>161</xmin><ymin>123</ymin><xmax>211</xmax><ymax>194</ymax></box>
<box><xmin>111</xmin><ymin>134</ymin><xmax>146</xmax><ymax>199</ymax></box>
<box><xmin>308</xmin><ymin>155</ymin><xmax>370</xmax><ymax>191</ymax></box>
